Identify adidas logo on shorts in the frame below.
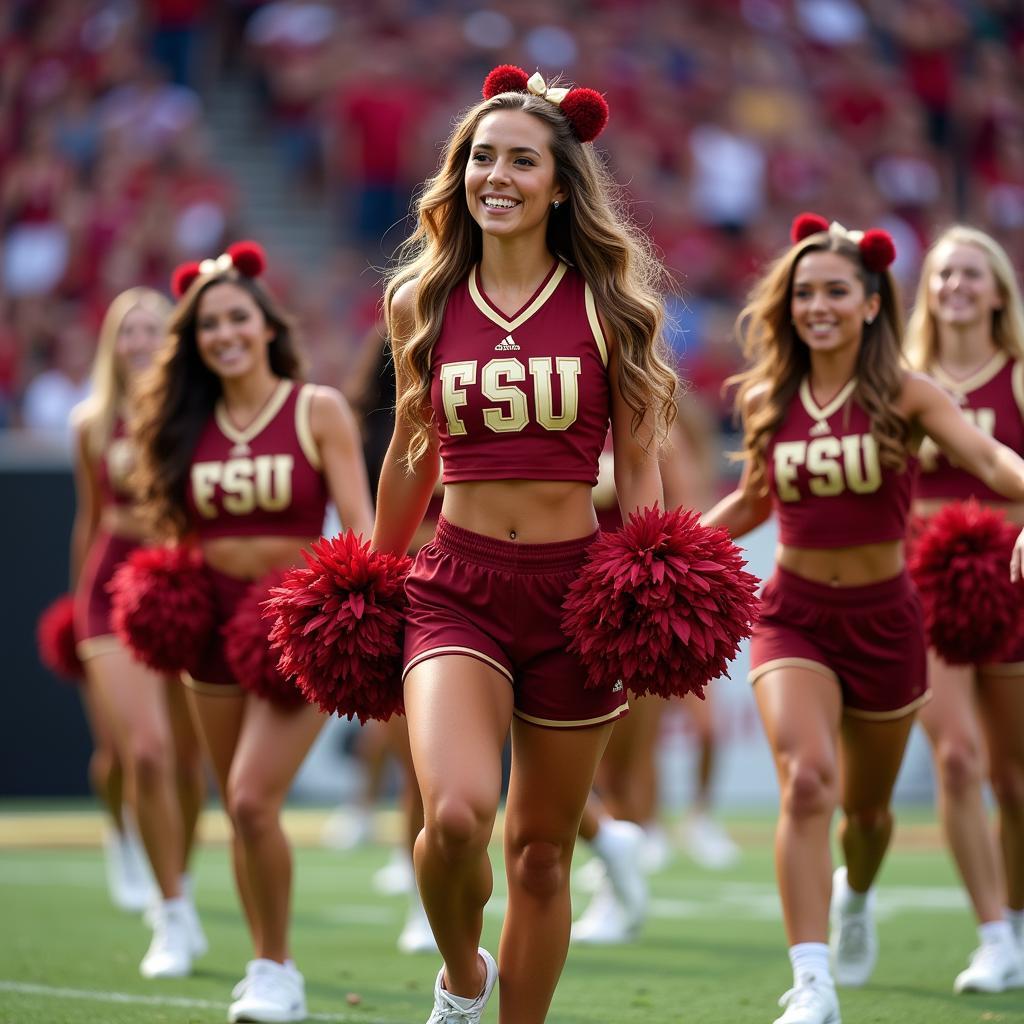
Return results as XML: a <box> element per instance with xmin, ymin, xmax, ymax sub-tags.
<box><xmin>494</xmin><ymin>334</ymin><xmax>520</xmax><ymax>351</ymax></box>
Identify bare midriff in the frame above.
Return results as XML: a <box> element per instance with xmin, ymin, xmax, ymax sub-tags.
<box><xmin>913</xmin><ymin>497</ymin><xmax>1024</xmax><ymax>527</ymax></box>
<box><xmin>100</xmin><ymin>506</ymin><xmax>150</xmax><ymax>542</ymax></box>
<box><xmin>200</xmin><ymin>535</ymin><xmax>319</xmax><ymax>580</ymax></box>
<box><xmin>777</xmin><ymin>540</ymin><xmax>905</xmax><ymax>587</ymax></box>
<box><xmin>442</xmin><ymin>479</ymin><xmax>599</xmax><ymax>543</ymax></box>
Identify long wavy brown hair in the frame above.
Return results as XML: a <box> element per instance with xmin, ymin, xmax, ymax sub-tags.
<box><xmin>729</xmin><ymin>229</ymin><xmax>908</xmax><ymax>495</ymax></box>
<box><xmin>132</xmin><ymin>272</ymin><xmax>304</xmax><ymax>540</ymax></box>
<box><xmin>905</xmin><ymin>225</ymin><xmax>1024</xmax><ymax>370</ymax></box>
<box><xmin>384</xmin><ymin>89</ymin><xmax>678</xmax><ymax>468</ymax></box>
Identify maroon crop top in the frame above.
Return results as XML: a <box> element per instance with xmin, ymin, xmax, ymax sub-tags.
<box><xmin>429</xmin><ymin>261</ymin><xmax>611</xmax><ymax>485</ymax></box>
<box><xmin>916</xmin><ymin>352</ymin><xmax>1024</xmax><ymax>503</ymax></box>
<box><xmin>186</xmin><ymin>380</ymin><xmax>328</xmax><ymax>539</ymax></box>
<box><xmin>765</xmin><ymin>377</ymin><xmax>917</xmax><ymax>547</ymax></box>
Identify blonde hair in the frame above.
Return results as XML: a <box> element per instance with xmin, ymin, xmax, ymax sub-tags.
<box><xmin>729</xmin><ymin>230</ymin><xmax>908</xmax><ymax>494</ymax></box>
<box><xmin>384</xmin><ymin>89</ymin><xmax>678</xmax><ymax>468</ymax></box>
<box><xmin>905</xmin><ymin>225</ymin><xmax>1024</xmax><ymax>370</ymax></box>
<box><xmin>71</xmin><ymin>288</ymin><xmax>172</xmax><ymax>458</ymax></box>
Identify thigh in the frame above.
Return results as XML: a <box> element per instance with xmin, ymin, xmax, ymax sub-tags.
<box><xmin>228</xmin><ymin>698</ymin><xmax>326</xmax><ymax>805</ymax></box>
<box><xmin>839</xmin><ymin>713</ymin><xmax>916</xmax><ymax>814</ymax></box>
<box><xmin>87</xmin><ymin>648</ymin><xmax>173</xmax><ymax>750</ymax></box>
<box><xmin>754</xmin><ymin>666</ymin><xmax>843</xmax><ymax>772</ymax></box>
<box><xmin>79</xmin><ymin>679</ymin><xmax>117</xmax><ymax>754</ymax></box>
<box><xmin>404</xmin><ymin>654</ymin><xmax>512</xmax><ymax>817</ymax></box>
<box><xmin>186</xmin><ymin>687</ymin><xmax>246</xmax><ymax>798</ymax></box>
<box><xmin>917</xmin><ymin>651</ymin><xmax>980</xmax><ymax>749</ymax></box>
<box><xmin>506</xmin><ymin>718</ymin><xmax>614</xmax><ymax>845</ymax></box>
<box><xmin>977</xmin><ymin>668</ymin><xmax>1024</xmax><ymax>779</ymax></box>
<box><xmin>164</xmin><ymin>676</ymin><xmax>201</xmax><ymax>765</ymax></box>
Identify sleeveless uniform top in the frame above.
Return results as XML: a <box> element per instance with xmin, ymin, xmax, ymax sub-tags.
<box><xmin>430</xmin><ymin>261</ymin><xmax>611</xmax><ymax>485</ymax></box>
<box><xmin>765</xmin><ymin>377</ymin><xmax>917</xmax><ymax>547</ymax></box>
<box><xmin>97</xmin><ymin>417</ymin><xmax>136</xmax><ymax>510</ymax></box>
<box><xmin>916</xmin><ymin>352</ymin><xmax>1024</xmax><ymax>502</ymax></box>
<box><xmin>185</xmin><ymin>380</ymin><xmax>328</xmax><ymax>539</ymax></box>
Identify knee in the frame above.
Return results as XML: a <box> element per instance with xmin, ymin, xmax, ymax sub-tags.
<box><xmin>844</xmin><ymin>805</ymin><xmax>893</xmax><ymax>836</ymax></box>
<box><xmin>991</xmin><ymin>762</ymin><xmax>1024</xmax><ymax>817</ymax></box>
<box><xmin>424</xmin><ymin>797</ymin><xmax>492</xmax><ymax>862</ymax></box>
<box><xmin>935</xmin><ymin>738</ymin><xmax>983</xmax><ymax>797</ymax></box>
<box><xmin>508</xmin><ymin>838</ymin><xmax>569</xmax><ymax>901</ymax></box>
<box><xmin>227</xmin><ymin>785</ymin><xmax>277</xmax><ymax>842</ymax></box>
<box><xmin>781</xmin><ymin>759</ymin><xmax>836</xmax><ymax>819</ymax></box>
<box><xmin>89</xmin><ymin>746</ymin><xmax>119</xmax><ymax>788</ymax></box>
<box><xmin>131</xmin><ymin>735</ymin><xmax>172</xmax><ymax>790</ymax></box>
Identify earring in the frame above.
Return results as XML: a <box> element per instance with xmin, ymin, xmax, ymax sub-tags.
<box><xmin>552</xmin><ymin>200</ymin><xmax>561</xmax><ymax>209</ymax></box>
<box><xmin>865</xmin><ymin>316</ymin><xmax>875</xmax><ymax>325</ymax></box>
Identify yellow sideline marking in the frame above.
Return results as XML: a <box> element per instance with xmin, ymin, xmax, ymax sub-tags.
<box><xmin>0</xmin><ymin>981</ymin><xmax>387</xmax><ymax>1023</ymax></box>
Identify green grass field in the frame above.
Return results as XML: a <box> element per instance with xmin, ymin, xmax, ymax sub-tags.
<box><xmin>1</xmin><ymin>808</ymin><xmax>1021</xmax><ymax>1024</ymax></box>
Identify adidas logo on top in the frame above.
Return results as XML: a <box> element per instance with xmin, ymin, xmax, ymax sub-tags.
<box><xmin>494</xmin><ymin>334</ymin><xmax>520</xmax><ymax>351</ymax></box>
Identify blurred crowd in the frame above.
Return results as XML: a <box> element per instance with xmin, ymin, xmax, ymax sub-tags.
<box><xmin>2</xmin><ymin>0</ymin><xmax>1024</xmax><ymax>443</ymax></box>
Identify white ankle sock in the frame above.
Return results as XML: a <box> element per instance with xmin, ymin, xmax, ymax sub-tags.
<box><xmin>1006</xmin><ymin>908</ymin><xmax>1024</xmax><ymax>942</ymax></box>
<box><xmin>789</xmin><ymin>942</ymin><xmax>831</xmax><ymax>984</ymax></box>
<box><xmin>979</xmin><ymin>919</ymin><xmax>1015</xmax><ymax>947</ymax></box>
<box><xmin>590</xmin><ymin>819</ymin><xmax>615</xmax><ymax>860</ymax></box>
<box><xmin>837</xmin><ymin>876</ymin><xmax>869</xmax><ymax>914</ymax></box>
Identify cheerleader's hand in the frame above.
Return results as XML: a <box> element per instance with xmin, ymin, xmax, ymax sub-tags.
<box><xmin>1012</xmin><ymin>526</ymin><xmax>1024</xmax><ymax>583</ymax></box>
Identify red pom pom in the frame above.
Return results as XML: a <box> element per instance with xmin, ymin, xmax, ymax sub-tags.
<box><xmin>37</xmin><ymin>595</ymin><xmax>84</xmax><ymax>683</ymax></box>
<box><xmin>171</xmin><ymin>261</ymin><xmax>202</xmax><ymax>298</ymax></box>
<box><xmin>562</xmin><ymin>506</ymin><xmax>760</xmax><ymax>700</ymax></box>
<box><xmin>859</xmin><ymin>229</ymin><xmax>896</xmax><ymax>273</ymax></box>
<box><xmin>482</xmin><ymin>64</ymin><xmax>529</xmax><ymax>99</ymax></box>
<box><xmin>110</xmin><ymin>545</ymin><xmax>216</xmax><ymax>674</ymax></box>
<box><xmin>791</xmin><ymin>213</ymin><xmax>830</xmax><ymax>244</ymax></box>
<box><xmin>226</xmin><ymin>240</ymin><xmax>266</xmax><ymax>279</ymax></box>
<box><xmin>264</xmin><ymin>531</ymin><xmax>411</xmax><ymax>723</ymax></box>
<box><xmin>909</xmin><ymin>500</ymin><xmax>1024</xmax><ymax>664</ymax></box>
<box><xmin>223</xmin><ymin>570</ymin><xmax>305</xmax><ymax>706</ymax></box>
<box><xmin>559</xmin><ymin>88</ymin><xmax>609</xmax><ymax>143</ymax></box>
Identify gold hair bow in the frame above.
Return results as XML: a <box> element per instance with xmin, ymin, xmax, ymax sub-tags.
<box><xmin>527</xmin><ymin>71</ymin><xmax>569</xmax><ymax>107</ymax></box>
<box><xmin>829</xmin><ymin>220</ymin><xmax>864</xmax><ymax>244</ymax></box>
<box><xmin>199</xmin><ymin>252</ymin><xmax>233</xmax><ymax>276</ymax></box>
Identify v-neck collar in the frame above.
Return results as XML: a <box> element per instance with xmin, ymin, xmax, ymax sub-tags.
<box><xmin>215</xmin><ymin>379</ymin><xmax>292</xmax><ymax>449</ymax></box>
<box><xmin>799</xmin><ymin>375</ymin><xmax>857</xmax><ymax>422</ymax></box>
<box><xmin>469</xmin><ymin>261</ymin><xmax>566</xmax><ymax>332</ymax></box>
<box><xmin>930</xmin><ymin>350</ymin><xmax>1007</xmax><ymax>395</ymax></box>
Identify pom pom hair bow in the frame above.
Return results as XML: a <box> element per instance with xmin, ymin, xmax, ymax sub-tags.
<box><xmin>790</xmin><ymin>212</ymin><xmax>896</xmax><ymax>274</ymax></box>
<box><xmin>562</xmin><ymin>506</ymin><xmax>761</xmax><ymax>700</ymax></box>
<box><xmin>482</xmin><ymin>65</ymin><xmax>609</xmax><ymax>143</ymax></box>
<box><xmin>170</xmin><ymin>240</ymin><xmax>267</xmax><ymax>299</ymax></box>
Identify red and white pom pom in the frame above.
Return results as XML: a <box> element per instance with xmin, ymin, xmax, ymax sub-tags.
<box><xmin>171</xmin><ymin>261</ymin><xmax>202</xmax><ymax>298</ymax></box>
<box><xmin>263</xmin><ymin>531</ymin><xmax>411</xmax><ymax>723</ymax></box>
<box><xmin>562</xmin><ymin>506</ymin><xmax>760</xmax><ymax>700</ymax></box>
<box><xmin>223</xmin><ymin>570</ymin><xmax>305</xmax><ymax>706</ymax></box>
<box><xmin>225</xmin><ymin>240</ymin><xmax>266</xmax><ymax>279</ymax></box>
<box><xmin>482</xmin><ymin>64</ymin><xmax>530</xmax><ymax>99</ymax></box>
<box><xmin>560</xmin><ymin>88</ymin><xmax>609</xmax><ymax>143</ymax></box>
<box><xmin>791</xmin><ymin>212</ymin><xmax>830</xmax><ymax>244</ymax></box>
<box><xmin>909</xmin><ymin>500</ymin><xmax>1023</xmax><ymax>665</ymax></box>
<box><xmin>37</xmin><ymin>594</ymin><xmax>84</xmax><ymax>683</ymax></box>
<box><xmin>109</xmin><ymin>545</ymin><xmax>216</xmax><ymax>674</ymax></box>
<box><xmin>859</xmin><ymin>229</ymin><xmax>896</xmax><ymax>273</ymax></box>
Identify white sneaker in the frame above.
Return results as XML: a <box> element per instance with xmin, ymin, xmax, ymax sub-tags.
<box><xmin>774</xmin><ymin>973</ymin><xmax>841</xmax><ymax>1024</ymax></box>
<box><xmin>680</xmin><ymin>812</ymin><xmax>740</xmax><ymax>870</ymax></box>
<box><xmin>571</xmin><ymin>875</ymin><xmax>636</xmax><ymax>945</ymax></box>
<box><xmin>140</xmin><ymin>900</ymin><xmax>193</xmax><ymax>979</ymax></box>
<box><xmin>321</xmin><ymin>807</ymin><xmax>372</xmax><ymax>850</ymax></box>
<box><xmin>227</xmin><ymin>959</ymin><xmax>307</xmax><ymax>1023</ymax></box>
<box><xmin>829</xmin><ymin>867</ymin><xmax>877</xmax><ymax>987</ymax></box>
<box><xmin>639</xmin><ymin>824</ymin><xmax>672</xmax><ymax>874</ymax></box>
<box><xmin>232</xmin><ymin>961</ymin><xmax>258</xmax><ymax>1000</ymax></box>
<box><xmin>373</xmin><ymin>848</ymin><xmax>415</xmax><ymax>895</ymax></box>
<box><xmin>953</xmin><ymin>940</ymin><xmax>1024</xmax><ymax>993</ymax></box>
<box><xmin>592</xmin><ymin>819</ymin><xmax>647</xmax><ymax>930</ymax></box>
<box><xmin>104</xmin><ymin>823</ymin><xmax>155</xmax><ymax>913</ymax></box>
<box><xmin>426</xmin><ymin>948</ymin><xmax>497</xmax><ymax>1024</ymax></box>
<box><xmin>572</xmin><ymin>856</ymin><xmax>606</xmax><ymax>894</ymax></box>
<box><xmin>398</xmin><ymin>891</ymin><xmax>439</xmax><ymax>954</ymax></box>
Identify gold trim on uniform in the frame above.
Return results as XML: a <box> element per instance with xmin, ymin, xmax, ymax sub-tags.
<box><xmin>214</xmin><ymin>379</ymin><xmax>294</xmax><ymax>452</ymax></box>
<box><xmin>182</xmin><ymin>672</ymin><xmax>245</xmax><ymax>697</ymax></box>
<box><xmin>76</xmin><ymin>634</ymin><xmax>123</xmax><ymax>660</ymax></box>
<box><xmin>402</xmin><ymin>645</ymin><xmax>514</xmax><ymax>683</ymax></box>
<box><xmin>749</xmin><ymin>656</ymin><xmax>839</xmax><ymax>686</ymax></box>
<box><xmin>930</xmin><ymin>350</ymin><xmax>1008</xmax><ymax>396</ymax></box>
<box><xmin>295</xmin><ymin>383</ymin><xmax>323</xmax><ymax>470</ymax></box>
<box><xmin>583</xmin><ymin>283</ymin><xmax>609</xmax><ymax>367</ymax></box>
<box><xmin>842</xmin><ymin>690</ymin><xmax>932</xmax><ymax>721</ymax></box>
<box><xmin>468</xmin><ymin>262</ymin><xmax>567</xmax><ymax>333</ymax></box>
<box><xmin>513</xmin><ymin>701</ymin><xmax>630</xmax><ymax>729</ymax></box>
<box><xmin>798</xmin><ymin>376</ymin><xmax>857</xmax><ymax>425</ymax></box>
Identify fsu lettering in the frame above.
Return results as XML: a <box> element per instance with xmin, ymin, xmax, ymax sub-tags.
<box><xmin>440</xmin><ymin>356</ymin><xmax>581</xmax><ymax>435</ymax></box>
<box><xmin>774</xmin><ymin>434</ymin><xmax>882</xmax><ymax>502</ymax></box>
<box><xmin>191</xmin><ymin>454</ymin><xmax>294</xmax><ymax>518</ymax></box>
<box><xmin>918</xmin><ymin>407</ymin><xmax>996</xmax><ymax>472</ymax></box>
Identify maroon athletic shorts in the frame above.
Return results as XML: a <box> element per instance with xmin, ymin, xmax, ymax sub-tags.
<box><xmin>75</xmin><ymin>531</ymin><xmax>141</xmax><ymax>659</ymax></box>
<box><xmin>182</xmin><ymin>566</ymin><xmax>252</xmax><ymax>695</ymax></box>
<box><xmin>749</xmin><ymin>566</ymin><xmax>930</xmax><ymax>719</ymax></box>
<box><xmin>403</xmin><ymin>516</ymin><xmax>630</xmax><ymax>729</ymax></box>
